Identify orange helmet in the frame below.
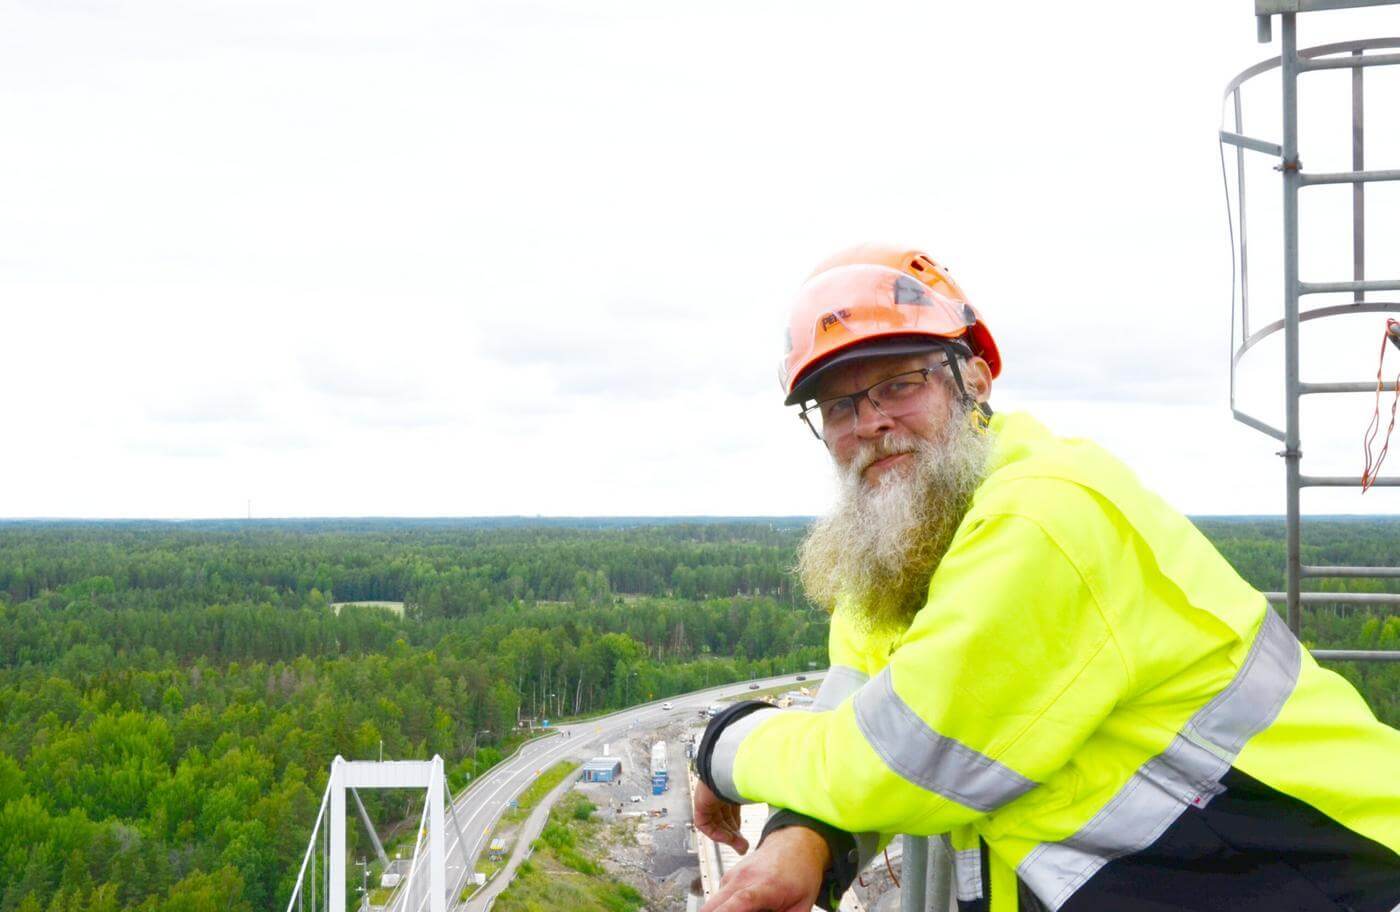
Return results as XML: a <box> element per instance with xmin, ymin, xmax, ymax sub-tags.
<box><xmin>780</xmin><ymin>244</ymin><xmax>1001</xmax><ymax>405</ymax></box>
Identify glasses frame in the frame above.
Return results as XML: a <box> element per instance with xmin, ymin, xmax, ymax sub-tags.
<box><xmin>797</xmin><ymin>358</ymin><xmax>954</xmax><ymax>442</ymax></box>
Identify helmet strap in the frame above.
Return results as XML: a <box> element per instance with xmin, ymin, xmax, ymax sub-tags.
<box><xmin>968</xmin><ymin>401</ymin><xmax>993</xmax><ymax>434</ymax></box>
<box><xmin>940</xmin><ymin>343</ymin><xmax>994</xmax><ymax>424</ymax></box>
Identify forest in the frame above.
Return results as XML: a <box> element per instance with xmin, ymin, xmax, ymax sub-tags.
<box><xmin>0</xmin><ymin>517</ymin><xmax>1395</xmax><ymax>912</ymax></box>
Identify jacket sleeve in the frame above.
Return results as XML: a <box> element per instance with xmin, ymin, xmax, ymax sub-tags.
<box><xmin>708</xmin><ymin>510</ymin><xmax>1129</xmax><ymax>836</ymax></box>
<box><xmin>755</xmin><ymin>612</ymin><xmax>890</xmax><ymax>902</ymax></box>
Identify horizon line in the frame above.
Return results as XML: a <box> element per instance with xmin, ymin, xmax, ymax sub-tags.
<box><xmin>3</xmin><ymin>513</ymin><xmax>1400</xmax><ymax>523</ymax></box>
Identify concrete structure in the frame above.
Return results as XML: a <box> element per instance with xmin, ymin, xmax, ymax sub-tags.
<box><xmin>285</xmin><ymin>757</ymin><xmax>453</xmax><ymax>912</ymax></box>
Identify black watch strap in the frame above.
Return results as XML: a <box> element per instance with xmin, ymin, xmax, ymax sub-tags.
<box><xmin>695</xmin><ymin>700</ymin><xmax>771</xmax><ymax>802</ymax></box>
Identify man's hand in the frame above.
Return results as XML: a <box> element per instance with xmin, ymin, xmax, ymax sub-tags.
<box><xmin>693</xmin><ymin>779</ymin><xmax>750</xmax><ymax>855</ymax></box>
<box><xmin>699</xmin><ymin>825</ymin><xmax>832</xmax><ymax>912</ymax></box>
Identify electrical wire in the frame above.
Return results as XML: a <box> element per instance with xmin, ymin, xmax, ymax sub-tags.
<box><xmin>1361</xmin><ymin>319</ymin><xmax>1400</xmax><ymax>492</ymax></box>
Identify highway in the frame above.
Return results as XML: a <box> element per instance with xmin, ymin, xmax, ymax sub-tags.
<box><xmin>385</xmin><ymin>671</ymin><xmax>818</xmax><ymax>912</ymax></box>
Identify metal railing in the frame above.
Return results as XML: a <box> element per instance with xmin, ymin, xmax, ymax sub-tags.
<box><xmin>897</xmin><ymin>835</ymin><xmax>954</xmax><ymax>912</ymax></box>
<box><xmin>1222</xmin><ymin>2</ymin><xmax>1400</xmax><ymax>662</ymax></box>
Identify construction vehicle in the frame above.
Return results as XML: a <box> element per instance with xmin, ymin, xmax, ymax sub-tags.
<box><xmin>651</xmin><ymin>741</ymin><xmax>669</xmax><ymax>794</ymax></box>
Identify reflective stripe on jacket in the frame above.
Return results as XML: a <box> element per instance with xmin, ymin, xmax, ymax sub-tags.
<box><xmin>711</xmin><ymin>412</ymin><xmax>1400</xmax><ymax>912</ymax></box>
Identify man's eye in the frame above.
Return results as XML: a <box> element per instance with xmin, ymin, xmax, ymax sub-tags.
<box><xmin>822</xmin><ymin>399</ymin><xmax>854</xmax><ymax>419</ymax></box>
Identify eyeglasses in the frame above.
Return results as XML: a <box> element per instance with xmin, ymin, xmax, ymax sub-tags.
<box><xmin>797</xmin><ymin>362</ymin><xmax>951</xmax><ymax>442</ymax></box>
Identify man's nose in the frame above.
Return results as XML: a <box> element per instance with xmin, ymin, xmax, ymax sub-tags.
<box><xmin>852</xmin><ymin>394</ymin><xmax>894</xmax><ymax>437</ymax></box>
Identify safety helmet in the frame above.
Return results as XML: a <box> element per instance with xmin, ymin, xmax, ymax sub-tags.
<box><xmin>780</xmin><ymin>244</ymin><xmax>1001</xmax><ymax>406</ymax></box>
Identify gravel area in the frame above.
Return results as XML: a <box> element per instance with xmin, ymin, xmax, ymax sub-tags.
<box><xmin>573</xmin><ymin>711</ymin><xmax>706</xmax><ymax>911</ymax></box>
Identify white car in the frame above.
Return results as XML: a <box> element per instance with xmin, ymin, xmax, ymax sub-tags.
<box><xmin>661</xmin><ymin>701</ymin><xmax>674</xmax><ymax>710</ymax></box>
<box><xmin>629</xmin><ymin>794</ymin><xmax>643</xmax><ymax>803</ymax></box>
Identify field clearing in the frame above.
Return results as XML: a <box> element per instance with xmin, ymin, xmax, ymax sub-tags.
<box><xmin>330</xmin><ymin>600</ymin><xmax>405</xmax><ymax>617</ymax></box>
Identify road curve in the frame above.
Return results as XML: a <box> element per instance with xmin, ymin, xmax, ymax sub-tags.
<box><xmin>438</xmin><ymin>672</ymin><xmax>817</xmax><ymax>911</ymax></box>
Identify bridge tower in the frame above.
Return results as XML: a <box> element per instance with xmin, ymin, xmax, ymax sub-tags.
<box><xmin>286</xmin><ymin>756</ymin><xmax>455</xmax><ymax>912</ymax></box>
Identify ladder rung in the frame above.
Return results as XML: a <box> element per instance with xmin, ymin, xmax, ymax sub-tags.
<box><xmin>1232</xmin><ymin>409</ymin><xmax>1285</xmax><ymax>441</ymax></box>
<box><xmin>1299</xmin><ymin>381</ymin><xmax>1399</xmax><ymax>394</ymax></box>
<box><xmin>1311</xmin><ymin>649</ymin><xmax>1400</xmax><ymax>663</ymax></box>
<box><xmin>1299</xmin><ymin>475</ymin><xmax>1400</xmax><ymax>487</ymax></box>
<box><xmin>1299</xmin><ymin>51</ymin><xmax>1400</xmax><ymax>72</ymax></box>
<box><xmin>1301</xmin><ymin>565</ymin><xmax>1400</xmax><ymax>578</ymax></box>
<box><xmin>1265</xmin><ymin>591</ymin><xmax>1400</xmax><ymax>605</ymax></box>
<box><xmin>1299</xmin><ymin>279</ymin><xmax>1400</xmax><ymax>295</ymax></box>
<box><xmin>1260</xmin><ymin>0</ymin><xmax>1400</xmax><ymax>14</ymax></box>
<box><xmin>1301</xmin><ymin>168</ymin><xmax>1400</xmax><ymax>186</ymax></box>
<box><xmin>1219</xmin><ymin>130</ymin><xmax>1281</xmax><ymax>156</ymax></box>
<box><xmin>1261</xmin><ymin>0</ymin><xmax>1400</xmax><ymax>13</ymax></box>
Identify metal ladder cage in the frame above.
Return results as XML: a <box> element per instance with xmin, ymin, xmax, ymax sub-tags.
<box><xmin>899</xmin><ymin>15</ymin><xmax>1400</xmax><ymax>912</ymax></box>
<box><xmin>1221</xmin><ymin>2</ymin><xmax>1400</xmax><ymax>663</ymax></box>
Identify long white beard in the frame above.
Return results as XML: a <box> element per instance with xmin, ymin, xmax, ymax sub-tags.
<box><xmin>797</xmin><ymin>401</ymin><xmax>994</xmax><ymax>633</ymax></box>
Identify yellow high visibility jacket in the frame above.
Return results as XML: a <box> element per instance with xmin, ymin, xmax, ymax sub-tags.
<box><xmin>708</xmin><ymin>412</ymin><xmax>1400</xmax><ymax>912</ymax></box>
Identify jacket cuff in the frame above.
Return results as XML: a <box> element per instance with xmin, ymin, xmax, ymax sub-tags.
<box><xmin>696</xmin><ymin>701</ymin><xmax>777</xmax><ymax>803</ymax></box>
<box><xmin>760</xmin><ymin>809</ymin><xmax>860</xmax><ymax>911</ymax></box>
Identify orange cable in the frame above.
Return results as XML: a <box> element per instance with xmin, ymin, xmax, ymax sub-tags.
<box><xmin>1362</xmin><ymin>319</ymin><xmax>1400</xmax><ymax>493</ymax></box>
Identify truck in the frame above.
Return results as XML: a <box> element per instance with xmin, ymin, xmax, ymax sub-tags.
<box><xmin>650</xmin><ymin>741</ymin><xmax>668</xmax><ymax>793</ymax></box>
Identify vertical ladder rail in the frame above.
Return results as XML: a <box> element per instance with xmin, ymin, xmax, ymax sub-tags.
<box><xmin>1352</xmin><ymin>49</ymin><xmax>1365</xmax><ymax>301</ymax></box>
<box><xmin>1281</xmin><ymin>13</ymin><xmax>1305</xmax><ymax>636</ymax></box>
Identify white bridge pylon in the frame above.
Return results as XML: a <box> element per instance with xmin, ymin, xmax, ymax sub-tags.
<box><xmin>286</xmin><ymin>756</ymin><xmax>449</xmax><ymax>912</ymax></box>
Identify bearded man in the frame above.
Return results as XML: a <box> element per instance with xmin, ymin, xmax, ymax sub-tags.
<box><xmin>690</xmin><ymin>245</ymin><xmax>1400</xmax><ymax>912</ymax></box>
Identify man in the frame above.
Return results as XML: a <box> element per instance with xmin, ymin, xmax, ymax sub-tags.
<box><xmin>691</xmin><ymin>244</ymin><xmax>1400</xmax><ymax>912</ymax></box>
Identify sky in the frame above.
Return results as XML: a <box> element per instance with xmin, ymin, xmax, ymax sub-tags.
<box><xmin>3</xmin><ymin>0</ymin><xmax>1400</xmax><ymax>519</ymax></box>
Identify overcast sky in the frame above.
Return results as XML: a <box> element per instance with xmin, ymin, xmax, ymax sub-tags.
<box><xmin>4</xmin><ymin>1</ymin><xmax>1400</xmax><ymax>518</ymax></box>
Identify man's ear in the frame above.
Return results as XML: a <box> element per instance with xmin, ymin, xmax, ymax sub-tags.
<box><xmin>963</xmin><ymin>356</ymin><xmax>993</xmax><ymax>404</ymax></box>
